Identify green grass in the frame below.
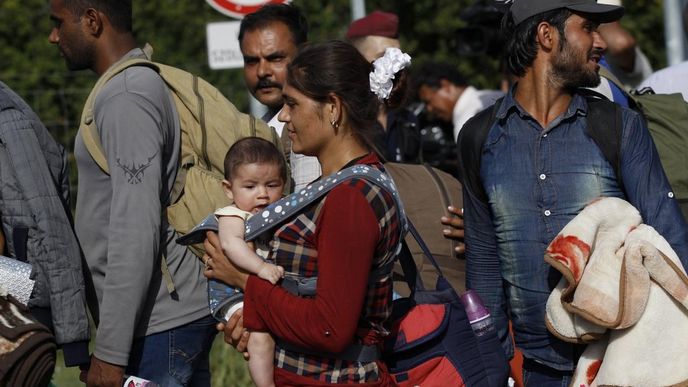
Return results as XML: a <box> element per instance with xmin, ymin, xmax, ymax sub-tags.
<box><xmin>208</xmin><ymin>335</ymin><xmax>253</xmax><ymax>387</ymax></box>
<box><xmin>51</xmin><ymin>335</ymin><xmax>252</xmax><ymax>387</ymax></box>
<box><xmin>51</xmin><ymin>351</ymin><xmax>80</xmax><ymax>387</ymax></box>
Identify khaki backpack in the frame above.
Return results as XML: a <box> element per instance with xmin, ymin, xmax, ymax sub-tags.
<box><xmin>599</xmin><ymin>68</ymin><xmax>688</xmax><ymax>221</ymax></box>
<box><xmin>79</xmin><ymin>45</ymin><xmax>282</xmax><ymax>292</ymax></box>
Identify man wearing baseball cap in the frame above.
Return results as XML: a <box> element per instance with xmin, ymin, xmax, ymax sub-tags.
<box><xmin>458</xmin><ymin>1</ymin><xmax>688</xmax><ymax>385</ymax></box>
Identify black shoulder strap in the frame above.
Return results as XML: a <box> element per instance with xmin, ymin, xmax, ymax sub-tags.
<box><xmin>585</xmin><ymin>96</ymin><xmax>624</xmax><ymax>192</ymax></box>
<box><xmin>456</xmin><ymin>98</ymin><xmax>503</xmax><ymax>204</ymax></box>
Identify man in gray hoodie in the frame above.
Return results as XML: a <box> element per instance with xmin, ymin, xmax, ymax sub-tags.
<box><xmin>48</xmin><ymin>1</ymin><xmax>215</xmax><ymax>386</ymax></box>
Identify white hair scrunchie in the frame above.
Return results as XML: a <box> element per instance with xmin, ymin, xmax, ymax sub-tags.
<box><xmin>369</xmin><ymin>47</ymin><xmax>412</xmax><ymax>101</ymax></box>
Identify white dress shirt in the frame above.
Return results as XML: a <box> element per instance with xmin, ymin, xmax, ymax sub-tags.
<box><xmin>452</xmin><ymin>86</ymin><xmax>504</xmax><ymax>141</ymax></box>
<box><xmin>640</xmin><ymin>61</ymin><xmax>688</xmax><ymax>102</ymax></box>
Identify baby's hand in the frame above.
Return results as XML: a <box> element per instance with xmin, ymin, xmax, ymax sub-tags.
<box><xmin>257</xmin><ymin>263</ymin><xmax>284</xmax><ymax>285</ymax></box>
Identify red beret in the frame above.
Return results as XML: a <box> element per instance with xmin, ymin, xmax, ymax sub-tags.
<box><xmin>346</xmin><ymin>11</ymin><xmax>399</xmax><ymax>39</ymax></box>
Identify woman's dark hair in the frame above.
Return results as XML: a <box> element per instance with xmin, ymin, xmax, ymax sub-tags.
<box><xmin>64</xmin><ymin>0</ymin><xmax>132</xmax><ymax>32</ymax></box>
<box><xmin>286</xmin><ymin>40</ymin><xmax>408</xmax><ymax>149</ymax></box>
<box><xmin>502</xmin><ymin>8</ymin><xmax>571</xmax><ymax>77</ymax></box>
<box><xmin>385</xmin><ymin>69</ymin><xmax>410</xmax><ymax>110</ymax></box>
<box><xmin>223</xmin><ymin>137</ymin><xmax>287</xmax><ymax>183</ymax></box>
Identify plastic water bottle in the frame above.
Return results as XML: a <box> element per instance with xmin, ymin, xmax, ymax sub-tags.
<box><xmin>122</xmin><ymin>375</ymin><xmax>160</xmax><ymax>387</ymax></box>
<box><xmin>461</xmin><ymin>289</ymin><xmax>509</xmax><ymax>387</ymax></box>
<box><xmin>460</xmin><ymin>289</ymin><xmax>495</xmax><ymax>337</ymax></box>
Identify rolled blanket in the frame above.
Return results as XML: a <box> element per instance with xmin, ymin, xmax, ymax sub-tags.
<box><xmin>545</xmin><ymin>198</ymin><xmax>643</xmax><ymax>328</ymax></box>
<box><xmin>593</xmin><ymin>226</ymin><xmax>688</xmax><ymax>386</ymax></box>
<box><xmin>0</xmin><ymin>293</ymin><xmax>56</xmax><ymax>387</ymax></box>
<box><xmin>570</xmin><ymin>337</ymin><xmax>606</xmax><ymax>387</ymax></box>
<box><xmin>545</xmin><ymin>279</ymin><xmax>606</xmax><ymax>343</ymax></box>
<box><xmin>545</xmin><ymin>197</ymin><xmax>688</xmax><ymax>386</ymax></box>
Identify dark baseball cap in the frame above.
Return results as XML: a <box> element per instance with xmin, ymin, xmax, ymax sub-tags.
<box><xmin>509</xmin><ymin>0</ymin><xmax>624</xmax><ymax>26</ymax></box>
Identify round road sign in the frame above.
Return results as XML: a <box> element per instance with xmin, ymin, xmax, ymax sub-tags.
<box><xmin>205</xmin><ymin>0</ymin><xmax>290</xmax><ymax>19</ymax></box>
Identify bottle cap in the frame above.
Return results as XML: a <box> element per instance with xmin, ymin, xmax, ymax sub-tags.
<box><xmin>460</xmin><ymin>289</ymin><xmax>490</xmax><ymax>322</ymax></box>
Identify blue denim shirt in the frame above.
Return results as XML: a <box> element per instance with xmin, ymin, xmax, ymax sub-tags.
<box><xmin>463</xmin><ymin>89</ymin><xmax>688</xmax><ymax>371</ymax></box>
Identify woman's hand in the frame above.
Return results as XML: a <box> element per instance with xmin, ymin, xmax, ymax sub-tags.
<box><xmin>217</xmin><ymin>308</ymin><xmax>251</xmax><ymax>360</ymax></box>
<box><xmin>203</xmin><ymin>231</ymin><xmax>250</xmax><ymax>290</ymax></box>
<box><xmin>440</xmin><ymin>206</ymin><xmax>466</xmax><ymax>254</ymax></box>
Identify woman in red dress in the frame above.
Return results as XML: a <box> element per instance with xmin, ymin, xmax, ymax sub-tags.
<box><xmin>205</xmin><ymin>40</ymin><xmax>411</xmax><ymax>386</ymax></box>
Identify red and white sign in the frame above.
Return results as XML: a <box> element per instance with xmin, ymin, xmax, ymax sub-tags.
<box><xmin>205</xmin><ymin>0</ymin><xmax>290</xmax><ymax>19</ymax></box>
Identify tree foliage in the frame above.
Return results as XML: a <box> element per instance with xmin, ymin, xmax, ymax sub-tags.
<box><xmin>616</xmin><ymin>0</ymin><xmax>668</xmax><ymax>69</ymax></box>
<box><xmin>0</xmin><ymin>0</ymin><xmax>670</xmax><ymax>152</ymax></box>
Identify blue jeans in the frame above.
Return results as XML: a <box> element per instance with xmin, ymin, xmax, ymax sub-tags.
<box><xmin>126</xmin><ymin>315</ymin><xmax>217</xmax><ymax>387</ymax></box>
<box><xmin>522</xmin><ymin>358</ymin><xmax>572</xmax><ymax>387</ymax></box>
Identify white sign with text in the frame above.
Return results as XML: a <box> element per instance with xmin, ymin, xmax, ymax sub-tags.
<box><xmin>206</xmin><ymin>21</ymin><xmax>243</xmax><ymax>70</ymax></box>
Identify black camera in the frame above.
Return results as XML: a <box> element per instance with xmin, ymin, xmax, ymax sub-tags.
<box><xmin>404</xmin><ymin>102</ymin><xmax>459</xmax><ymax>177</ymax></box>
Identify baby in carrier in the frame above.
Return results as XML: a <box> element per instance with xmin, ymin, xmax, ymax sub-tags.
<box><xmin>206</xmin><ymin>136</ymin><xmax>286</xmax><ymax>387</ymax></box>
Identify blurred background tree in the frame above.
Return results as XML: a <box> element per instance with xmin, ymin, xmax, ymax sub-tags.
<box><xmin>0</xmin><ymin>0</ymin><xmax>668</xmax><ymax>146</ymax></box>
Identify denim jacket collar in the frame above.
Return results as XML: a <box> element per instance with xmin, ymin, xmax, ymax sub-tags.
<box><xmin>495</xmin><ymin>84</ymin><xmax>588</xmax><ymax>130</ymax></box>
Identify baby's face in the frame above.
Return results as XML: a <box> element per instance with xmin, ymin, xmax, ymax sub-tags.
<box><xmin>225</xmin><ymin>162</ymin><xmax>284</xmax><ymax>214</ymax></box>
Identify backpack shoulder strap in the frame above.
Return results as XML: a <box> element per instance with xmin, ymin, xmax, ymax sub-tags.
<box><xmin>599</xmin><ymin>66</ymin><xmax>626</xmax><ymax>93</ymax></box>
<box><xmin>584</xmin><ymin>96</ymin><xmax>624</xmax><ymax>191</ymax></box>
<box><xmin>456</xmin><ymin>98</ymin><xmax>502</xmax><ymax>204</ymax></box>
<box><xmin>79</xmin><ymin>57</ymin><xmax>160</xmax><ymax>174</ymax></box>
